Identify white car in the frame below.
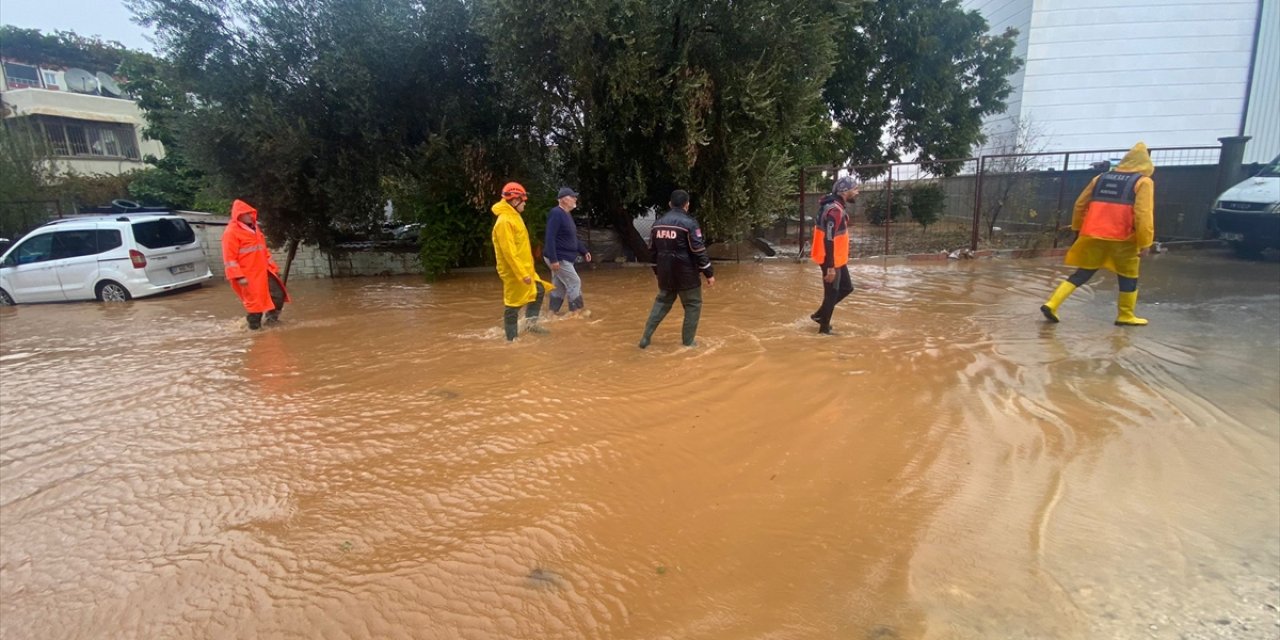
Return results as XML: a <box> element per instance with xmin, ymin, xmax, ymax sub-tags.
<box><xmin>0</xmin><ymin>214</ymin><xmax>213</xmax><ymax>305</ymax></box>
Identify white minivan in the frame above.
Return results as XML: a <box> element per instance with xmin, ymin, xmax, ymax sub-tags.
<box><xmin>0</xmin><ymin>214</ymin><xmax>213</xmax><ymax>305</ymax></box>
<box><xmin>1210</xmin><ymin>154</ymin><xmax>1280</xmax><ymax>258</ymax></box>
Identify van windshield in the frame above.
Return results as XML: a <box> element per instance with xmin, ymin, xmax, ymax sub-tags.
<box><xmin>1260</xmin><ymin>155</ymin><xmax>1280</xmax><ymax>178</ymax></box>
<box><xmin>132</xmin><ymin>218</ymin><xmax>195</xmax><ymax>249</ymax></box>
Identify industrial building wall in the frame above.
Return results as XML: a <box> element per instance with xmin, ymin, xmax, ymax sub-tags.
<box><xmin>962</xmin><ymin>0</ymin><xmax>1034</xmax><ymax>155</ymax></box>
<box><xmin>1241</xmin><ymin>0</ymin><xmax>1279</xmax><ymax>163</ymax></box>
<box><xmin>965</xmin><ymin>0</ymin><xmax>1269</xmax><ymax>158</ymax></box>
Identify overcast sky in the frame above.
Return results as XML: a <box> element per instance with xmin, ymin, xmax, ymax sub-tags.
<box><xmin>1</xmin><ymin>0</ymin><xmax>156</xmax><ymax>52</ymax></box>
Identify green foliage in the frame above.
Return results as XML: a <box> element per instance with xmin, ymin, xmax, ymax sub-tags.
<box><xmin>822</xmin><ymin>0</ymin><xmax>1021</xmax><ymax>169</ymax></box>
<box><xmin>0</xmin><ymin>26</ymin><xmax>155</xmax><ymax>72</ymax></box>
<box><xmin>125</xmin><ymin>0</ymin><xmax>1020</xmax><ymax>273</ymax></box>
<box><xmin>0</xmin><ymin>120</ymin><xmax>54</xmax><ymax>204</ymax></box>
<box><xmin>862</xmin><ymin>190</ymin><xmax>901</xmax><ymax>226</ymax></box>
<box><xmin>907</xmin><ymin>183</ymin><xmax>947</xmax><ymax>229</ymax></box>
<box><xmin>414</xmin><ymin>202</ymin><xmax>491</xmax><ymax>281</ymax></box>
<box><xmin>476</xmin><ymin>0</ymin><xmax>848</xmax><ymax>257</ymax></box>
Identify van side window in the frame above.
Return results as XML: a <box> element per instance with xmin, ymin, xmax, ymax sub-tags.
<box><xmin>132</xmin><ymin>219</ymin><xmax>195</xmax><ymax>249</ymax></box>
<box><xmin>96</xmin><ymin>230</ymin><xmax>123</xmax><ymax>252</ymax></box>
<box><xmin>11</xmin><ymin>234</ymin><xmax>55</xmax><ymax>265</ymax></box>
<box><xmin>51</xmin><ymin>230</ymin><xmax>101</xmax><ymax>259</ymax></box>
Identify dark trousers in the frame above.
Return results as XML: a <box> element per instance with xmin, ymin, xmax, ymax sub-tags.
<box><xmin>813</xmin><ymin>265</ymin><xmax>853</xmax><ymax>329</ymax></box>
<box><xmin>247</xmin><ymin>276</ymin><xmax>287</xmax><ymax>329</ymax></box>
<box><xmin>503</xmin><ymin>282</ymin><xmax>545</xmax><ymax>340</ymax></box>
<box><xmin>1067</xmin><ymin>268</ymin><xmax>1137</xmax><ymax>292</ymax></box>
<box><xmin>640</xmin><ymin>287</ymin><xmax>702</xmax><ymax>346</ymax></box>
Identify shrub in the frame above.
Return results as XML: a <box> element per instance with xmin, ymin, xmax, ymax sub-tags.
<box><xmin>908</xmin><ymin>183</ymin><xmax>946</xmax><ymax>230</ymax></box>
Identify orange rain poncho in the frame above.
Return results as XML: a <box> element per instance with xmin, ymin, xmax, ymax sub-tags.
<box><xmin>1064</xmin><ymin>143</ymin><xmax>1156</xmax><ymax>279</ymax></box>
<box><xmin>222</xmin><ymin>199</ymin><xmax>290</xmax><ymax>314</ymax></box>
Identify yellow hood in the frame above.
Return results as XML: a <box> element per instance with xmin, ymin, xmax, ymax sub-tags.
<box><xmin>1115</xmin><ymin>142</ymin><xmax>1154</xmax><ymax>177</ymax></box>
<box><xmin>492</xmin><ymin>199</ymin><xmax>519</xmax><ymax>218</ymax></box>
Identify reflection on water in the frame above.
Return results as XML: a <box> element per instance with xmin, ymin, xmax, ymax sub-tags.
<box><xmin>1</xmin><ymin>252</ymin><xmax>1277</xmax><ymax>639</ymax></box>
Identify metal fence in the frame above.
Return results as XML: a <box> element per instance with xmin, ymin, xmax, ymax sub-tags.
<box><xmin>796</xmin><ymin>145</ymin><xmax>1223</xmax><ymax>257</ymax></box>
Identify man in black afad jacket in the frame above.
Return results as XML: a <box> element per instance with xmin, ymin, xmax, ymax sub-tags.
<box><xmin>638</xmin><ymin>190</ymin><xmax>716</xmax><ymax>348</ymax></box>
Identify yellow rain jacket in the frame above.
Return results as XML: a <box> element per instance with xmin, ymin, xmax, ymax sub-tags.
<box><xmin>1064</xmin><ymin>142</ymin><xmax>1155</xmax><ymax>278</ymax></box>
<box><xmin>491</xmin><ymin>199</ymin><xmax>553</xmax><ymax>307</ymax></box>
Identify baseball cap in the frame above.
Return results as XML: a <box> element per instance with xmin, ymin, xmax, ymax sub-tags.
<box><xmin>557</xmin><ymin>187</ymin><xmax>579</xmax><ymax>199</ymax></box>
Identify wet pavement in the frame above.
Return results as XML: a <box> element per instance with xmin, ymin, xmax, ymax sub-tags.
<box><xmin>1</xmin><ymin>250</ymin><xmax>1277</xmax><ymax>639</ymax></box>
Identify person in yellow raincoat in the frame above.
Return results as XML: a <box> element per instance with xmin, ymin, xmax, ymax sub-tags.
<box><xmin>492</xmin><ymin>182</ymin><xmax>554</xmax><ymax>340</ymax></box>
<box><xmin>1041</xmin><ymin>142</ymin><xmax>1156</xmax><ymax>326</ymax></box>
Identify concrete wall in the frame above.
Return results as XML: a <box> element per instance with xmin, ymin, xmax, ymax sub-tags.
<box><xmin>188</xmin><ymin>219</ymin><xmax>434</xmax><ymax>280</ymax></box>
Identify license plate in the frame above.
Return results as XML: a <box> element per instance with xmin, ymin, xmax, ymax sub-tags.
<box><xmin>1220</xmin><ymin>232</ymin><xmax>1244</xmax><ymax>242</ymax></box>
<box><xmin>169</xmin><ymin>263</ymin><xmax>195</xmax><ymax>275</ymax></box>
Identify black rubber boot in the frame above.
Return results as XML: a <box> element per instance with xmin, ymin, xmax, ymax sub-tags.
<box><xmin>503</xmin><ymin>307</ymin><xmax>520</xmax><ymax>341</ymax></box>
<box><xmin>680</xmin><ymin>288</ymin><xmax>702</xmax><ymax>346</ymax></box>
<box><xmin>246</xmin><ymin>313</ymin><xmax>263</xmax><ymax>330</ymax></box>
<box><xmin>639</xmin><ymin>295</ymin><xmax>674</xmax><ymax>348</ymax></box>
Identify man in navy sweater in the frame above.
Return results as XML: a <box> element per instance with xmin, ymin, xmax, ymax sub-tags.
<box><xmin>544</xmin><ymin>187</ymin><xmax>593</xmax><ymax>315</ymax></box>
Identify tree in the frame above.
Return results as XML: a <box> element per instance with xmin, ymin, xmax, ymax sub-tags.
<box><xmin>0</xmin><ymin>120</ymin><xmax>57</xmax><ymax>237</ymax></box>
<box><xmin>477</xmin><ymin>0</ymin><xmax>849</xmax><ymax>259</ymax></box>
<box><xmin>908</xmin><ymin>182</ymin><xmax>946</xmax><ymax>230</ymax></box>
<box><xmin>979</xmin><ymin>117</ymin><xmax>1047</xmax><ymax>240</ymax></box>
<box><xmin>822</xmin><ymin>0</ymin><xmax>1021</xmax><ymax>169</ymax></box>
<box><xmin>0</xmin><ymin>26</ymin><xmax>153</xmax><ymax>72</ymax></box>
<box><xmin>128</xmin><ymin>0</ymin><xmax>539</xmax><ymax>279</ymax></box>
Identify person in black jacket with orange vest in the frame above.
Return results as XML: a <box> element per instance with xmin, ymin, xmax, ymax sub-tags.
<box><xmin>638</xmin><ymin>190</ymin><xmax>716</xmax><ymax>348</ymax></box>
<box><xmin>810</xmin><ymin>176</ymin><xmax>859</xmax><ymax>334</ymax></box>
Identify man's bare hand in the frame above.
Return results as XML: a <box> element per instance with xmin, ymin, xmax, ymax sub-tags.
<box><xmin>522</xmin><ymin>276</ymin><xmax>532</xmax><ymax>284</ymax></box>
<box><xmin>236</xmin><ymin>278</ymin><xmax>248</xmax><ymax>287</ymax></box>
<box><xmin>550</xmin><ymin>262</ymin><xmax>561</xmax><ymax>272</ymax></box>
<box><xmin>584</xmin><ymin>252</ymin><xmax>592</xmax><ymax>263</ymax></box>
<box><xmin>706</xmin><ymin>276</ymin><xmax>716</xmax><ymax>287</ymax></box>
<box><xmin>823</xmin><ymin>271</ymin><xmax>836</xmax><ymax>284</ymax></box>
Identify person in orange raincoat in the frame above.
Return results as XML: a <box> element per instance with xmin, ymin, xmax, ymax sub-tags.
<box><xmin>223</xmin><ymin>199</ymin><xmax>290</xmax><ymax>330</ymax></box>
<box><xmin>1040</xmin><ymin>142</ymin><xmax>1156</xmax><ymax>326</ymax></box>
<box><xmin>492</xmin><ymin>182</ymin><xmax>554</xmax><ymax>341</ymax></box>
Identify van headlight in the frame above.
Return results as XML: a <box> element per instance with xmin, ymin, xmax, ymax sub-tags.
<box><xmin>1269</xmin><ymin>202</ymin><xmax>1280</xmax><ymax>214</ymax></box>
<box><xmin>1213</xmin><ymin>200</ymin><xmax>1223</xmax><ymax>211</ymax></box>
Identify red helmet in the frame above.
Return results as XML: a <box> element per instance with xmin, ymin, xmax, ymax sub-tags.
<box><xmin>501</xmin><ymin>182</ymin><xmax>527</xmax><ymax>199</ymax></box>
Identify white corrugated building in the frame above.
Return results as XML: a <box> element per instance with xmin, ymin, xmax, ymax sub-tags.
<box><xmin>963</xmin><ymin>0</ymin><xmax>1278</xmax><ymax>163</ymax></box>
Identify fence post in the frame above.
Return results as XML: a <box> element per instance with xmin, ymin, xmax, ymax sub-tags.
<box><xmin>1053</xmin><ymin>152</ymin><xmax>1070</xmax><ymax>248</ymax></box>
<box><xmin>797</xmin><ymin>167</ymin><xmax>807</xmax><ymax>257</ymax></box>
<box><xmin>884</xmin><ymin>166</ymin><xmax>893</xmax><ymax>256</ymax></box>
<box><xmin>1215</xmin><ymin>136</ymin><xmax>1252</xmax><ymax>197</ymax></box>
<box><xmin>970</xmin><ymin>156</ymin><xmax>985</xmax><ymax>252</ymax></box>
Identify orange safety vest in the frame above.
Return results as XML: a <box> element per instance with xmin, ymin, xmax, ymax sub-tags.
<box><xmin>810</xmin><ymin>199</ymin><xmax>850</xmax><ymax>267</ymax></box>
<box><xmin>1080</xmin><ymin>172</ymin><xmax>1143</xmax><ymax>240</ymax></box>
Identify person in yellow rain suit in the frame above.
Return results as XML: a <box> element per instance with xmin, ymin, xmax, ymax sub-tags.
<box><xmin>1041</xmin><ymin>142</ymin><xmax>1156</xmax><ymax>326</ymax></box>
<box><xmin>492</xmin><ymin>182</ymin><xmax>554</xmax><ymax>341</ymax></box>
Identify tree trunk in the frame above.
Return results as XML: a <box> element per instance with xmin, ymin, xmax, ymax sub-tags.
<box><xmin>281</xmin><ymin>237</ymin><xmax>301</xmax><ymax>284</ymax></box>
<box><xmin>609</xmin><ymin>205</ymin><xmax>650</xmax><ymax>262</ymax></box>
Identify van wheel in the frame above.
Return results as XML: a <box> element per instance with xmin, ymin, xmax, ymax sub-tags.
<box><xmin>97</xmin><ymin>281</ymin><xmax>132</xmax><ymax>302</ymax></box>
<box><xmin>0</xmin><ymin>288</ymin><xmax>13</xmax><ymax>306</ymax></box>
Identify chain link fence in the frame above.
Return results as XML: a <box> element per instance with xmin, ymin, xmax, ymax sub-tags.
<box><xmin>795</xmin><ymin>145</ymin><xmax>1224</xmax><ymax>258</ymax></box>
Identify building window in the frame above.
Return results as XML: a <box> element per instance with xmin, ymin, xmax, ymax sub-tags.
<box><xmin>42</xmin><ymin>71</ymin><xmax>58</xmax><ymax>88</ymax></box>
<box><xmin>39</xmin><ymin>117</ymin><xmax>140</xmax><ymax>160</ymax></box>
<box><xmin>3</xmin><ymin>62</ymin><xmax>42</xmax><ymax>89</ymax></box>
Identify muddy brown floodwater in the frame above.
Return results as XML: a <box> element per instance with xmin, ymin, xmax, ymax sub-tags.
<box><xmin>1</xmin><ymin>251</ymin><xmax>1278</xmax><ymax>640</ymax></box>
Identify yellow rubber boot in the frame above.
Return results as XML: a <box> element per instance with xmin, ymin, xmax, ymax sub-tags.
<box><xmin>1040</xmin><ymin>281</ymin><xmax>1077</xmax><ymax>323</ymax></box>
<box><xmin>1115</xmin><ymin>291</ymin><xmax>1148</xmax><ymax>326</ymax></box>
